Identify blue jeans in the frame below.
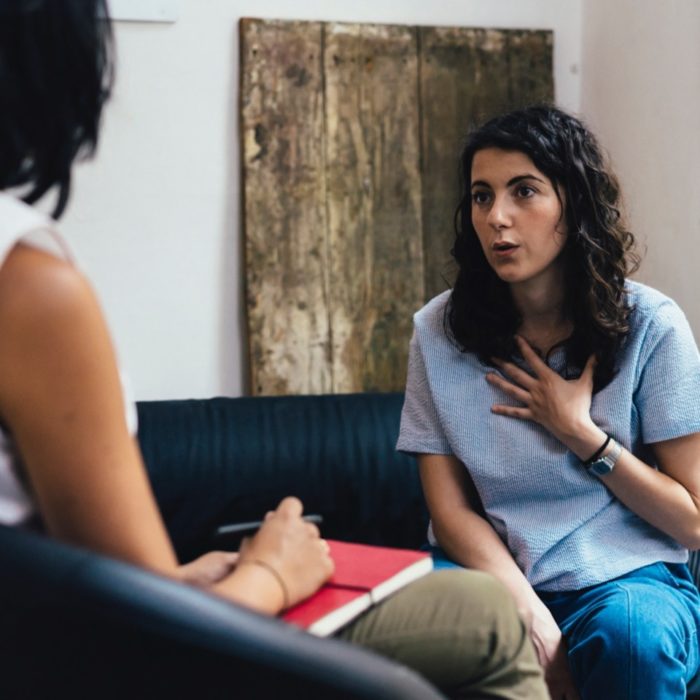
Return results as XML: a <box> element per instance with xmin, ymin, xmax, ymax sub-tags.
<box><xmin>427</xmin><ymin>548</ymin><xmax>700</xmax><ymax>699</ymax></box>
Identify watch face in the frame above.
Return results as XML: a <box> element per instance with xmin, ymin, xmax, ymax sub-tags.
<box><xmin>586</xmin><ymin>439</ymin><xmax>622</xmax><ymax>477</ymax></box>
<box><xmin>588</xmin><ymin>458</ymin><xmax>613</xmax><ymax>476</ymax></box>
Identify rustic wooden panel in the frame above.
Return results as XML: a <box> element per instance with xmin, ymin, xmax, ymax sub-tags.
<box><xmin>506</xmin><ymin>31</ymin><xmax>554</xmax><ymax>108</ymax></box>
<box><xmin>324</xmin><ymin>23</ymin><xmax>424</xmax><ymax>393</ymax></box>
<box><xmin>419</xmin><ymin>28</ymin><xmax>553</xmax><ymax>301</ymax></box>
<box><xmin>241</xmin><ymin>20</ymin><xmax>553</xmax><ymax>395</ymax></box>
<box><xmin>240</xmin><ymin>19</ymin><xmax>331</xmax><ymax>395</ymax></box>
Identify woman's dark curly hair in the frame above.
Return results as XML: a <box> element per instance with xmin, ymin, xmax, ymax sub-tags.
<box><xmin>0</xmin><ymin>0</ymin><xmax>114</xmax><ymax>218</ymax></box>
<box><xmin>447</xmin><ymin>104</ymin><xmax>639</xmax><ymax>392</ymax></box>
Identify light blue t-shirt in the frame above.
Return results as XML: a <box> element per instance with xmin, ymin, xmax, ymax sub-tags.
<box><xmin>397</xmin><ymin>281</ymin><xmax>700</xmax><ymax>591</ymax></box>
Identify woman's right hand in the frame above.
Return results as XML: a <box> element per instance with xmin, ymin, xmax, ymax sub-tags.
<box><xmin>238</xmin><ymin>496</ymin><xmax>334</xmax><ymax>609</ymax></box>
<box><xmin>525</xmin><ymin>600</ymin><xmax>580</xmax><ymax>700</ymax></box>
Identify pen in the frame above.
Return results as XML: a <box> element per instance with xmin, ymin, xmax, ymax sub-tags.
<box><xmin>214</xmin><ymin>514</ymin><xmax>323</xmax><ymax>539</ymax></box>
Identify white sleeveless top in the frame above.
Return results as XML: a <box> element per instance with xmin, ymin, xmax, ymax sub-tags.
<box><xmin>0</xmin><ymin>192</ymin><xmax>137</xmax><ymax>526</ymax></box>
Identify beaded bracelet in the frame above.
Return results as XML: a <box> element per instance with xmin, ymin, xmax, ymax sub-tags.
<box><xmin>238</xmin><ymin>559</ymin><xmax>290</xmax><ymax>610</ymax></box>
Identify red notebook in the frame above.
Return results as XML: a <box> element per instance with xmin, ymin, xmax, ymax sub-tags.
<box><xmin>282</xmin><ymin>540</ymin><xmax>433</xmax><ymax>636</ymax></box>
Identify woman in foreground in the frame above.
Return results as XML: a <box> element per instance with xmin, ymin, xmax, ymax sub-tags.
<box><xmin>398</xmin><ymin>104</ymin><xmax>700</xmax><ymax>699</ymax></box>
<box><xmin>0</xmin><ymin>3</ymin><xmax>547</xmax><ymax>698</ymax></box>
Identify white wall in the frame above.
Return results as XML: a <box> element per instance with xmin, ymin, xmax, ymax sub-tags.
<box><xmin>581</xmin><ymin>0</ymin><xmax>700</xmax><ymax>334</ymax></box>
<box><xmin>60</xmin><ymin>0</ymin><xmax>583</xmax><ymax>400</ymax></box>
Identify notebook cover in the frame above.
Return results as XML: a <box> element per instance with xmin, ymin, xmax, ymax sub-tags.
<box><xmin>282</xmin><ymin>540</ymin><xmax>432</xmax><ymax>636</ymax></box>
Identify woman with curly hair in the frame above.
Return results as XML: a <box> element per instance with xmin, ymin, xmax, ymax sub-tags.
<box><xmin>398</xmin><ymin>105</ymin><xmax>700</xmax><ymax>699</ymax></box>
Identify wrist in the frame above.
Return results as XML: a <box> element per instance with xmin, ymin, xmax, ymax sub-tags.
<box><xmin>240</xmin><ymin>558</ymin><xmax>291</xmax><ymax>609</ymax></box>
<box><xmin>558</xmin><ymin>421</ymin><xmax>607</xmax><ymax>461</ymax></box>
<box><xmin>217</xmin><ymin>560</ymin><xmax>287</xmax><ymax>615</ymax></box>
<box><xmin>512</xmin><ymin>586</ymin><xmax>544</xmax><ymax>628</ymax></box>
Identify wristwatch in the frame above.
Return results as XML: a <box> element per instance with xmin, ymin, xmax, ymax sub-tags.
<box><xmin>586</xmin><ymin>438</ymin><xmax>623</xmax><ymax>477</ymax></box>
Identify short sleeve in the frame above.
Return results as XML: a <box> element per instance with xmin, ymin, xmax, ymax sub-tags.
<box><xmin>635</xmin><ymin>300</ymin><xmax>700</xmax><ymax>443</ymax></box>
<box><xmin>396</xmin><ymin>329</ymin><xmax>452</xmax><ymax>455</ymax></box>
<box><xmin>120</xmin><ymin>370</ymin><xmax>138</xmax><ymax>436</ymax></box>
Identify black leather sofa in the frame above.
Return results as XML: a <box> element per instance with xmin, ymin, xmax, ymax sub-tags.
<box><xmin>2</xmin><ymin>391</ymin><xmax>699</xmax><ymax>697</ymax></box>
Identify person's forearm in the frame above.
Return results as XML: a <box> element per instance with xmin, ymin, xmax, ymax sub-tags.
<box><xmin>432</xmin><ymin>509</ymin><xmax>540</xmax><ymax>614</ymax></box>
<box><xmin>598</xmin><ymin>450</ymin><xmax>700</xmax><ymax>548</ymax></box>
<box><xmin>212</xmin><ymin>564</ymin><xmax>286</xmax><ymax>615</ymax></box>
<box><xmin>560</xmin><ymin>422</ymin><xmax>700</xmax><ymax>548</ymax></box>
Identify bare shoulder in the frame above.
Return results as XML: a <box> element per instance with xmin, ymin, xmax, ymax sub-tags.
<box><xmin>0</xmin><ymin>242</ymin><xmax>112</xmax><ymax>411</ymax></box>
<box><xmin>0</xmin><ymin>244</ymin><xmax>177</xmax><ymax>566</ymax></box>
<box><xmin>0</xmin><ymin>242</ymin><xmax>96</xmax><ymax>324</ymax></box>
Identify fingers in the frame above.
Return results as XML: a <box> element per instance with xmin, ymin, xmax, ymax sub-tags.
<box><xmin>323</xmin><ymin>545</ymin><xmax>335</xmax><ymax>578</ymax></box>
<box><xmin>490</xmin><ymin>404</ymin><xmax>532</xmax><ymax>420</ymax></box>
<box><xmin>515</xmin><ymin>335</ymin><xmax>550</xmax><ymax>374</ymax></box>
<box><xmin>493</xmin><ymin>357</ymin><xmax>537</xmax><ymax>389</ymax></box>
<box><xmin>582</xmin><ymin>354</ymin><xmax>596</xmax><ymax>379</ymax></box>
<box><xmin>179</xmin><ymin>551</ymin><xmax>242</xmax><ymax>589</ymax></box>
<box><xmin>486</xmin><ymin>372</ymin><xmax>531</xmax><ymax>404</ymax></box>
<box><xmin>486</xmin><ymin>361</ymin><xmax>534</xmax><ymax>421</ymax></box>
<box><xmin>317</xmin><ymin>538</ymin><xmax>335</xmax><ymax>578</ymax></box>
<box><xmin>274</xmin><ymin>498</ymin><xmax>322</xmax><ymax>540</ymax></box>
<box><xmin>218</xmin><ymin>551</ymin><xmax>240</xmax><ymax>566</ymax></box>
<box><xmin>306</xmin><ymin>521</ymin><xmax>321</xmax><ymax>538</ymax></box>
<box><xmin>276</xmin><ymin>496</ymin><xmax>303</xmax><ymax>517</ymax></box>
<box><xmin>269</xmin><ymin>497</ymin><xmax>324</xmax><ymax>549</ymax></box>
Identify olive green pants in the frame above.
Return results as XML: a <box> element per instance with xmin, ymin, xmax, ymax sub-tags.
<box><xmin>337</xmin><ymin>569</ymin><xmax>547</xmax><ymax>700</ymax></box>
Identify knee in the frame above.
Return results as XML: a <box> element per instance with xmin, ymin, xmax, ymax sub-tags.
<box><xmin>577</xmin><ymin>588</ymin><xmax>680</xmax><ymax>667</ymax></box>
<box><xmin>429</xmin><ymin>571</ymin><xmax>545</xmax><ymax>694</ymax></box>
<box><xmin>568</xmin><ymin>585</ymin><xmax>693</xmax><ymax>698</ymax></box>
<box><xmin>584</xmin><ymin>594</ymin><xmax>630</xmax><ymax>653</ymax></box>
<box><xmin>429</xmin><ymin>569</ymin><xmax>516</xmax><ymax>615</ymax></box>
<box><xmin>430</xmin><ymin>569</ymin><xmax>527</xmax><ymax>656</ymax></box>
<box><xmin>630</xmin><ymin>602</ymin><xmax>687</xmax><ymax>666</ymax></box>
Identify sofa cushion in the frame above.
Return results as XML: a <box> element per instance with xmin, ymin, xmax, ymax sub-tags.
<box><xmin>137</xmin><ymin>393</ymin><xmax>429</xmax><ymax>560</ymax></box>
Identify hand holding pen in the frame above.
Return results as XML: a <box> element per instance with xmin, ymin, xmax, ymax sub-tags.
<box><xmin>232</xmin><ymin>497</ymin><xmax>332</xmax><ymax>610</ymax></box>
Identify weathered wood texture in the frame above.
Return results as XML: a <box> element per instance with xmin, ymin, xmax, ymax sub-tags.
<box><xmin>241</xmin><ymin>19</ymin><xmax>331</xmax><ymax>395</ymax></box>
<box><xmin>241</xmin><ymin>19</ymin><xmax>553</xmax><ymax>395</ymax></box>
<box><xmin>324</xmin><ymin>24</ymin><xmax>424</xmax><ymax>393</ymax></box>
<box><xmin>419</xmin><ymin>28</ymin><xmax>554</xmax><ymax>301</ymax></box>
